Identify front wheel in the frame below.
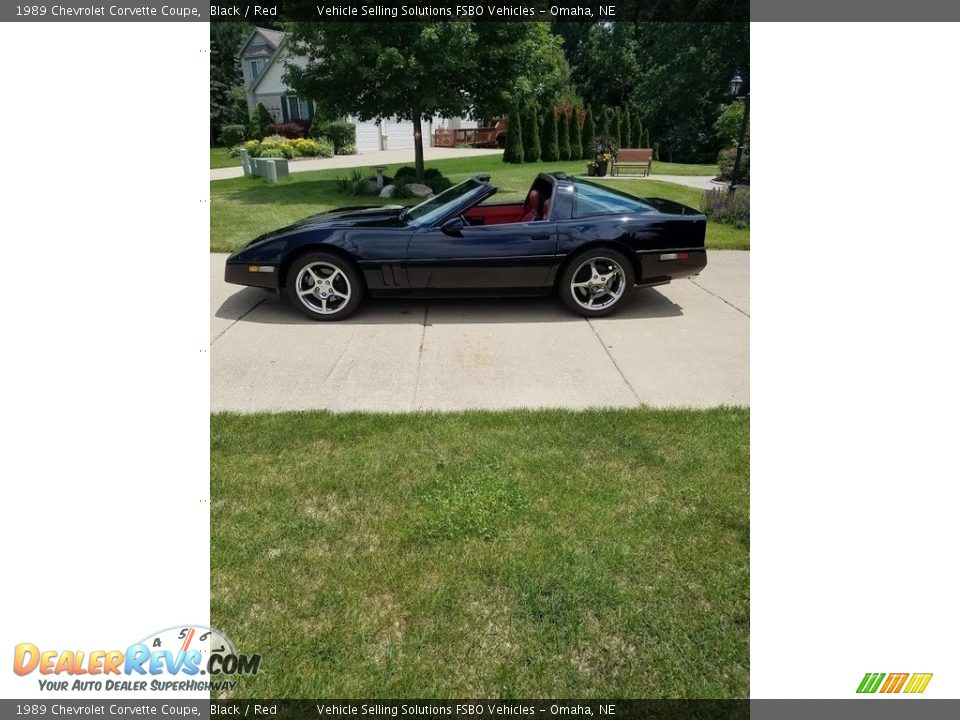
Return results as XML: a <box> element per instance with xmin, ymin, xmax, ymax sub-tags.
<box><xmin>284</xmin><ymin>252</ymin><xmax>363</xmax><ymax>321</ymax></box>
<box><xmin>559</xmin><ymin>249</ymin><xmax>635</xmax><ymax>318</ymax></box>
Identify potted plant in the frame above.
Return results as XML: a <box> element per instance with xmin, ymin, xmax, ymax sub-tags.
<box><xmin>589</xmin><ymin>134</ymin><xmax>619</xmax><ymax>177</ymax></box>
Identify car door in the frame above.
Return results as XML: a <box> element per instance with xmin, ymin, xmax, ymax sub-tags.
<box><xmin>405</xmin><ymin>219</ymin><xmax>558</xmax><ymax>292</ymax></box>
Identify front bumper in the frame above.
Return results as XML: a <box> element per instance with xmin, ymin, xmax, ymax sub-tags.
<box><xmin>224</xmin><ymin>261</ymin><xmax>281</xmax><ymax>290</ymax></box>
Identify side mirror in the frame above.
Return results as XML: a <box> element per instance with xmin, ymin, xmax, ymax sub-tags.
<box><xmin>441</xmin><ymin>217</ymin><xmax>464</xmax><ymax>236</ymax></box>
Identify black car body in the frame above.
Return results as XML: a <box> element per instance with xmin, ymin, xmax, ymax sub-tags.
<box><xmin>225</xmin><ymin>172</ymin><xmax>706</xmax><ymax>320</ymax></box>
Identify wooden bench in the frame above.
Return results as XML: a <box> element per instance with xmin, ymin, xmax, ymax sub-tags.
<box><xmin>613</xmin><ymin>148</ymin><xmax>653</xmax><ymax>177</ymax></box>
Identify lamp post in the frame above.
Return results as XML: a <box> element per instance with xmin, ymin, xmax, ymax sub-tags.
<box><xmin>728</xmin><ymin>73</ymin><xmax>749</xmax><ymax>194</ymax></box>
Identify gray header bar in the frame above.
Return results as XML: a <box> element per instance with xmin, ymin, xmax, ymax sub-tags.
<box><xmin>4</xmin><ymin>1</ymin><xmax>210</xmax><ymax>21</ymax></box>
<box><xmin>752</xmin><ymin>0</ymin><xmax>960</xmax><ymax>20</ymax></box>
<box><xmin>4</xmin><ymin>0</ymin><xmax>960</xmax><ymax>22</ymax></box>
<box><xmin>3</xmin><ymin>699</ymin><xmax>960</xmax><ymax>718</ymax></box>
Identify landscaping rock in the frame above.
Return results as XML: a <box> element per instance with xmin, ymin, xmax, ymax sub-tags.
<box><xmin>379</xmin><ymin>184</ymin><xmax>396</xmax><ymax>199</ymax></box>
<box><xmin>363</xmin><ymin>180</ymin><xmax>381</xmax><ymax>195</ymax></box>
<box><xmin>405</xmin><ymin>183</ymin><xmax>434</xmax><ymax>198</ymax></box>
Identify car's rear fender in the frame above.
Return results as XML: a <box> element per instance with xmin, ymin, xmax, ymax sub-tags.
<box><xmin>550</xmin><ymin>240</ymin><xmax>642</xmax><ymax>288</ymax></box>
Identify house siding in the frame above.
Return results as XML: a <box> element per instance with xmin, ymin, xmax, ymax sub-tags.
<box><xmin>254</xmin><ymin>47</ymin><xmax>307</xmax><ymax>97</ymax></box>
<box><xmin>239</xmin><ymin>31</ymin><xmax>279</xmax><ymax>113</ymax></box>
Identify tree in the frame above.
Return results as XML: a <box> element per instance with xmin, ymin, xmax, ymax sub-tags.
<box><xmin>470</xmin><ymin>24</ymin><xmax>573</xmax><ymax>119</ymax></box>
<box><xmin>643</xmin><ymin>127</ymin><xmax>650</xmax><ymax>148</ymax></box>
<box><xmin>714</xmin><ymin>101</ymin><xmax>747</xmax><ymax>147</ymax></box>
<box><xmin>541</xmin><ymin>107</ymin><xmax>559</xmax><ymax>162</ymax></box>
<box><xmin>622</xmin><ymin>110</ymin><xmax>632</xmax><ymax>149</ymax></box>
<box><xmin>631</xmin><ymin>111</ymin><xmax>642</xmax><ymax>147</ymax></box>
<box><xmin>560</xmin><ymin>23</ymin><xmax>639</xmax><ymax>109</ymax></box>
<box><xmin>558</xmin><ymin>21</ymin><xmax>749</xmax><ymax>162</ymax></box>
<box><xmin>580</xmin><ymin>106</ymin><xmax>595</xmax><ymax>159</ymax></box>
<box><xmin>558</xmin><ymin>112</ymin><xmax>571</xmax><ymax>161</ymax></box>
<box><xmin>612</xmin><ymin>107</ymin><xmax>623</xmax><ymax>146</ymax></box>
<box><xmin>597</xmin><ymin>105</ymin><xmax>610</xmax><ymax>138</ymax></box>
<box><xmin>626</xmin><ymin>22</ymin><xmax>749</xmax><ymax>162</ymax></box>
<box><xmin>503</xmin><ymin>108</ymin><xmax>525</xmax><ymax>163</ymax></box>
<box><xmin>570</xmin><ymin>111</ymin><xmax>583</xmax><ymax>161</ymax></box>
<box><xmin>286</xmin><ymin>22</ymin><xmax>573</xmax><ymax>179</ymax></box>
<box><xmin>523</xmin><ymin>103</ymin><xmax>541</xmax><ymax>162</ymax></box>
<box><xmin>210</xmin><ymin>21</ymin><xmax>249</xmax><ymax>145</ymax></box>
<box><xmin>250</xmin><ymin>103</ymin><xmax>273</xmax><ymax>140</ymax></box>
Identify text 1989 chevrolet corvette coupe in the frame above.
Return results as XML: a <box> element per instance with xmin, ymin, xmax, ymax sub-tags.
<box><xmin>225</xmin><ymin>172</ymin><xmax>707</xmax><ymax>320</ymax></box>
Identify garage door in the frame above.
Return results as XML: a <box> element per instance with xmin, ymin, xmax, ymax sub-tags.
<box><xmin>355</xmin><ymin>120</ymin><xmax>381</xmax><ymax>153</ymax></box>
<box><xmin>383</xmin><ymin>118</ymin><xmax>415</xmax><ymax>150</ymax></box>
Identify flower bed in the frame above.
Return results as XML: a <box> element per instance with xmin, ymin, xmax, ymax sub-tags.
<box><xmin>230</xmin><ymin>135</ymin><xmax>333</xmax><ymax>160</ymax></box>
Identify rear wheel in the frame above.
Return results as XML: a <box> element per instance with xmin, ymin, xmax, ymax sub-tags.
<box><xmin>559</xmin><ymin>249</ymin><xmax>635</xmax><ymax>318</ymax></box>
<box><xmin>284</xmin><ymin>252</ymin><xmax>363</xmax><ymax>321</ymax></box>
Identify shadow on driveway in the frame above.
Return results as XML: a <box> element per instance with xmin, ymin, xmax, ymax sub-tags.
<box><xmin>214</xmin><ymin>286</ymin><xmax>684</xmax><ymax>327</ymax></box>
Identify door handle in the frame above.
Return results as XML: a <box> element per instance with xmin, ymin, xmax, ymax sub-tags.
<box><xmin>530</xmin><ymin>233</ymin><xmax>550</xmax><ymax>240</ymax></box>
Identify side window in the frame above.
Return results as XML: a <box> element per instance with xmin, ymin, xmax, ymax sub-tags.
<box><xmin>248</xmin><ymin>58</ymin><xmax>266</xmax><ymax>80</ymax></box>
<box><xmin>572</xmin><ymin>183</ymin><xmax>653</xmax><ymax>218</ymax></box>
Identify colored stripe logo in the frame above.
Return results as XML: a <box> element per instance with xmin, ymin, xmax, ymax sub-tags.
<box><xmin>857</xmin><ymin>672</ymin><xmax>932</xmax><ymax>694</ymax></box>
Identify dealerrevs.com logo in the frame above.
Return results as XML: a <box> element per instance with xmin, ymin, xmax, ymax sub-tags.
<box><xmin>13</xmin><ymin>625</ymin><xmax>261</xmax><ymax>693</ymax></box>
<box><xmin>857</xmin><ymin>672</ymin><xmax>933</xmax><ymax>694</ymax></box>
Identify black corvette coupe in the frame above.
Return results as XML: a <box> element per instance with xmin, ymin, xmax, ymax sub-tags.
<box><xmin>225</xmin><ymin>172</ymin><xmax>707</xmax><ymax>320</ymax></box>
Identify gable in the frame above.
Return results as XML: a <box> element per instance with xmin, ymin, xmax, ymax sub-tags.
<box><xmin>251</xmin><ymin>45</ymin><xmax>308</xmax><ymax>96</ymax></box>
<box><xmin>236</xmin><ymin>27</ymin><xmax>284</xmax><ymax>60</ymax></box>
<box><xmin>242</xmin><ymin>37</ymin><xmax>275</xmax><ymax>60</ymax></box>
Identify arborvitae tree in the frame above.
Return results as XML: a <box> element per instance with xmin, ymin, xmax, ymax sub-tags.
<box><xmin>558</xmin><ymin>112</ymin><xmax>571</xmax><ymax>161</ymax></box>
<box><xmin>523</xmin><ymin>103</ymin><xmax>541</xmax><ymax>162</ymax></box>
<box><xmin>503</xmin><ymin>108</ymin><xmax>524</xmax><ymax>164</ymax></box>
<box><xmin>541</xmin><ymin>107</ymin><xmax>559</xmax><ymax>162</ymax></box>
<box><xmin>581</xmin><ymin>106</ymin><xmax>595</xmax><ymax>159</ymax></box>
<box><xmin>612</xmin><ymin>107</ymin><xmax>622</xmax><ymax>146</ymax></box>
<box><xmin>643</xmin><ymin>127</ymin><xmax>650</xmax><ymax>148</ymax></box>
<box><xmin>570</xmin><ymin>111</ymin><xmax>583</xmax><ymax>161</ymax></box>
<box><xmin>622</xmin><ymin>111</ymin><xmax>632</xmax><ymax>149</ymax></box>
<box><xmin>598</xmin><ymin>105</ymin><xmax>610</xmax><ymax>138</ymax></box>
<box><xmin>631</xmin><ymin>111</ymin><xmax>642</xmax><ymax>147</ymax></box>
<box><xmin>250</xmin><ymin>103</ymin><xmax>273</xmax><ymax>140</ymax></box>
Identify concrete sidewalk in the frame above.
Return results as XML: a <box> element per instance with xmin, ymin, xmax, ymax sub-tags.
<box><xmin>211</xmin><ymin>251</ymin><xmax>748</xmax><ymax>413</ymax></box>
<box><xmin>211</xmin><ymin>147</ymin><xmax>503</xmax><ymax>181</ymax></box>
<box><xmin>211</xmin><ymin>148</ymin><xmax>719</xmax><ymax>191</ymax></box>
<box><xmin>601</xmin><ymin>174</ymin><xmax>722</xmax><ymax>190</ymax></box>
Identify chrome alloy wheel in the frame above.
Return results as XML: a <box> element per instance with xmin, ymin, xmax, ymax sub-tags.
<box><xmin>569</xmin><ymin>257</ymin><xmax>626</xmax><ymax>311</ymax></box>
<box><xmin>294</xmin><ymin>261</ymin><xmax>352</xmax><ymax>315</ymax></box>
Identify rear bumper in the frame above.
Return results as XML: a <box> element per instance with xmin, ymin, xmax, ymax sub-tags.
<box><xmin>224</xmin><ymin>261</ymin><xmax>281</xmax><ymax>290</ymax></box>
<box><xmin>638</xmin><ymin>250</ymin><xmax>707</xmax><ymax>285</ymax></box>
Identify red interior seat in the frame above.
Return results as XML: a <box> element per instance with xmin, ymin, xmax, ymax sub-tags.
<box><xmin>521</xmin><ymin>190</ymin><xmax>541</xmax><ymax>222</ymax></box>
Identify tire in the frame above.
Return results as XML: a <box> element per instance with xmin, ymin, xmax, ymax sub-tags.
<box><xmin>559</xmin><ymin>248</ymin><xmax>635</xmax><ymax>318</ymax></box>
<box><xmin>284</xmin><ymin>252</ymin><xmax>364</xmax><ymax>321</ymax></box>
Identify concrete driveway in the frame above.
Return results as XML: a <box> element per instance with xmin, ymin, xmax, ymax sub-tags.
<box><xmin>211</xmin><ymin>251</ymin><xmax>748</xmax><ymax>413</ymax></box>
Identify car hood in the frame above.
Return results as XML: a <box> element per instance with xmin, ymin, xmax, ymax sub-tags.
<box><xmin>244</xmin><ymin>205</ymin><xmax>407</xmax><ymax>248</ymax></box>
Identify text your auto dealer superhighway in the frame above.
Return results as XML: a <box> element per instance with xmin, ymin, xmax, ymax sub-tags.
<box><xmin>49</xmin><ymin>4</ymin><xmax>201</xmax><ymax>16</ymax></box>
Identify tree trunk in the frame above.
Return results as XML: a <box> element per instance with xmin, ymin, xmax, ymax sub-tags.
<box><xmin>412</xmin><ymin>112</ymin><xmax>424</xmax><ymax>181</ymax></box>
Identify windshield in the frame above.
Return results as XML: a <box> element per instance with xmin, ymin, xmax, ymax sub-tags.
<box><xmin>404</xmin><ymin>179</ymin><xmax>486</xmax><ymax>226</ymax></box>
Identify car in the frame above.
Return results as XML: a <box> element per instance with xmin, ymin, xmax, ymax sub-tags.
<box><xmin>224</xmin><ymin>172</ymin><xmax>707</xmax><ymax>321</ymax></box>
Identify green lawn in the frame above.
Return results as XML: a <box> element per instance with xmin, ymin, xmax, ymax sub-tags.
<box><xmin>212</xmin><ymin>408</ymin><xmax>749</xmax><ymax>698</ymax></box>
<box><xmin>211</xmin><ymin>146</ymin><xmax>240</xmax><ymax>169</ymax></box>
<box><xmin>211</xmin><ymin>154</ymin><xmax>747</xmax><ymax>253</ymax></box>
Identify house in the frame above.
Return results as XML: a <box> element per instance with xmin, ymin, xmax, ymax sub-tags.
<box><xmin>238</xmin><ymin>27</ymin><xmax>477</xmax><ymax>153</ymax></box>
